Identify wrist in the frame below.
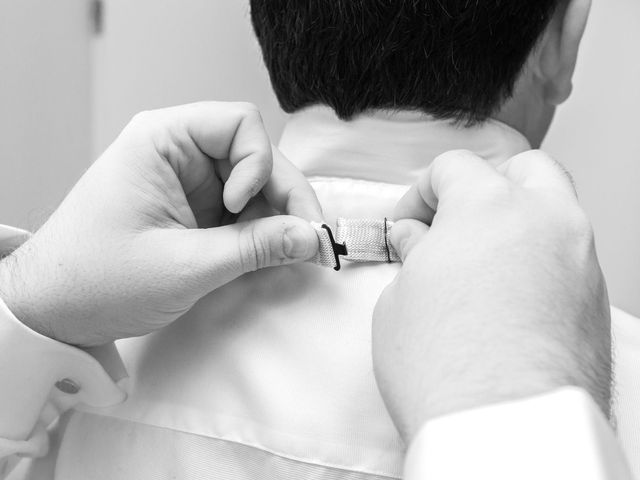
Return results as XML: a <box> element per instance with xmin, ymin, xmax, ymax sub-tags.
<box><xmin>396</xmin><ymin>345</ymin><xmax>585</xmax><ymax>443</ymax></box>
<box><xmin>393</xmin><ymin>305</ymin><xmax>611</xmax><ymax>441</ymax></box>
<box><xmin>0</xmin><ymin>244</ymin><xmax>55</xmax><ymax>341</ymax></box>
<box><xmin>416</xmin><ymin>377</ymin><xmax>565</xmax><ymax>429</ymax></box>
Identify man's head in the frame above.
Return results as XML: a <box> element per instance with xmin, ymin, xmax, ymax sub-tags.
<box><xmin>250</xmin><ymin>0</ymin><xmax>591</xmax><ymax>146</ymax></box>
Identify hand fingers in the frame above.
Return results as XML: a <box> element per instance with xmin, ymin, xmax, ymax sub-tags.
<box><xmin>262</xmin><ymin>146</ymin><xmax>324</xmax><ymax>222</ymax></box>
<box><xmin>236</xmin><ymin>194</ymin><xmax>277</xmax><ymax>223</ymax></box>
<box><xmin>185</xmin><ymin>171</ymin><xmax>224</xmax><ymax>228</ymax></box>
<box><xmin>129</xmin><ymin>102</ymin><xmax>274</xmax><ymax>215</ymax></box>
<box><xmin>393</xmin><ymin>184</ymin><xmax>436</xmax><ymax>224</ymax></box>
<box><xmin>221</xmin><ymin>106</ymin><xmax>273</xmax><ymax>214</ymax></box>
<box><xmin>496</xmin><ymin>150</ymin><xmax>578</xmax><ymax>198</ymax></box>
<box><xmin>389</xmin><ymin>219</ymin><xmax>430</xmax><ymax>261</ymax></box>
<box><xmin>394</xmin><ymin>150</ymin><xmax>503</xmax><ymax>224</ymax></box>
<box><xmin>391</xmin><ymin>150</ymin><xmax>577</xmax><ymax>262</ymax></box>
<box><xmin>165</xmin><ymin>215</ymin><xmax>319</xmax><ymax>292</ymax></box>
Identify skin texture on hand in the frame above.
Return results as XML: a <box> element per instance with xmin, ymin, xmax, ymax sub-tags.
<box><xmin>373</xmin><ymin>149</ymin><xmax>611</xmax><ymax>444</ymax></box>
<box><xmin>0</xmin><ymin>102</ymin><xmax>322</xmax><ymax>347</ymax></box>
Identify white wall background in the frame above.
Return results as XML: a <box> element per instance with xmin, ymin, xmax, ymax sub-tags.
<box><xmin>543</xmin><ymin>0</ymin><xmax>640</xmax><ymax>316</ymax></box>
<box><xmin>1</xmin><ymin>0</ymin><xmax>638</xmax><ymax>315</ymax></box>
<box><xmin>91</xmin><ymin>0</ymin><xmax>284</xmax><ymax>156</ymax></box>
<box><xmin>0</xmin><ymin>0</ymin><xmax>92</xmax><ymax>230</ymax></box>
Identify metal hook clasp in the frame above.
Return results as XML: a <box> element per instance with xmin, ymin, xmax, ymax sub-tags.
<box><xmin>320</xmin><ymin>224</ymin><xmax>348</xmax><ymax>271</ymax></box>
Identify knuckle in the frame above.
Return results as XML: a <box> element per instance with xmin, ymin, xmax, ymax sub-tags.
<box><xmin>511</xmin><ymin>149</ymin><xmax>560</xmax><ymax>173</ymax></box>
<box><xmin>239</xmin><ymin>103</ymin><xmax>266</xmax><ymax>129</ymax></box>
<box><xmin>540</xmin><ymin>200</ymin><xmax>596</xmax><ymax>256</ymax></box>
<box><xmin>532</xmin><ymin>149</ymin><xmax>575</xmax><ymax>180</ymax></box>
<box><xmin>516</xmin><ymin>150</ymin><xmax>576</xmax><ymax>191</ymax></box>
<box><xmin>507</xmin><ymin>152</ymin><xmax>539</xmax><ymax>173</ymax></box>
<box><xmin>124</xmin><ymin>110</ymin><xmax>162</xmax><ymax>143</ymax></box>
<box><xmin>565</xmin><ymin>209</ymin><xmax>599</xmax><ymax>274</ymax></box>
<box><xmin>120</xmin><ymin>110</ymin><xmax>168</xmax><ymax>159</ymax></box>
<box><xmin>524</xmin><ymin>149</ymin><xmax>555</xmax><ymax>162</ymax></box>
<box><xmin>238</xmin><ymin>222</ymin><xmax>270</xmax><ymax>272</ymax></box>
<box><xmin>234</xmin><ymin>102</ymin><xmax>261</xmax><ymax>117</ymax></box>
<box><xmin>556</xmin><ymin>163</ymin><xmax>577</xmax><ymax>193</ymax></box>
<box><xmin>128</xmin><ymin>110</ymin><xmax>155</xmax><ymax>129</ymax></box>
<box><xmin>568</xmin><ymin>208</ymin><xmax>594</xmax><ymax>240</ymax></box>
<box><xmin>433</xmin><ymin>149</ymin><xmax>477</xmax><ymax>169</ymax></box>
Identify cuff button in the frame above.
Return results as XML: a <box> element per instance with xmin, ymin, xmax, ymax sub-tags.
<box><xmin>55</xmin><ymin>378</ymin><xmax>80</xmax><ymax>394</ymax></box>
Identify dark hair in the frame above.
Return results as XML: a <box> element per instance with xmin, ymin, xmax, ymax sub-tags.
<box><xmin>250</xmin><ymin>0</ymin><xmax>560</xmax><ymax>123</ymax></box>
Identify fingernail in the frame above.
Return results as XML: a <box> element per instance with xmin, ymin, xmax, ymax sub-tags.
<box><xmin>284</xmin><ymin>225</ymin><xmax>314</xmax><ymax>259</ymax></box>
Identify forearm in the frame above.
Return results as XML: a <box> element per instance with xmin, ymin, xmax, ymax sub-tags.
<box><xmin>374</xmin><ymin>299</ymin><xmax>613</xmax><ymax>441</ymax></box>
<box><xmin>0</xmin><ymin>225</ymin><xmax>127</xmax><ymax>477</ymax></box>
<box><xmin>415</xmin><ymin>315</ymin><xmax>612</xmax><ymax>422</ymax></box>
<box><xmin>0</xmin><ymin>243</ymin><xmax>49</xmax><ymax>341</ymax></box>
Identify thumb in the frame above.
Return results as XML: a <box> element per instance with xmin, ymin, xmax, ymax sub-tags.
<box><xmin>390</xmin><ymin>219</ymin><xmax>429</xmax><ymax>262</ymax></box>
<box><xmin>170</xmin><ymin>215</ymin><xmax>319</xmax><ymax>290</ymax></box>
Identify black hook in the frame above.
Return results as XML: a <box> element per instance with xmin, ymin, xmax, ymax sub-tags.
<box><xmin>320</xmin><ymin>224</ymin><xmax>348</xmax><ymax>271</ymax></box>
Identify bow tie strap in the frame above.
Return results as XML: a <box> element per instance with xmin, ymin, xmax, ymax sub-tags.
<box><xmin>311</xmin><ymin>218</ymin><xmax>400</xmax><ymax>270</ymax></box>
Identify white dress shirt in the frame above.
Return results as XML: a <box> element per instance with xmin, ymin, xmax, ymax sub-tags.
<box><xmin>0</xmin><ymin>107</ymin><xmax>637</xmax><ymax>479</ymax></box>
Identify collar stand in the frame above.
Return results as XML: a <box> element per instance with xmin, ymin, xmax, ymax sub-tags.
<box><xmin>279</xmin><ymin>106</ymin><xmax>531</xmax><ymax>186</ymax></box>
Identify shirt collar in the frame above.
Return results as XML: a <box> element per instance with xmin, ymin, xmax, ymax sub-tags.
<box><xmin>278</xmin><ymin>106</ymin><xmax>531</xmax><ymax>186</ymax></box>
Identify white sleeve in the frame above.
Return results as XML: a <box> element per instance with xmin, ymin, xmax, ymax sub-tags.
<box><xmin>404</xmin><ymin>387</ymin><xmax>634</xmax><ymax>480</ymax></box>
<box><xmin>0</xmin><ymin>225</ymin><xmax>127</xmax><ymax>478</ymax></box>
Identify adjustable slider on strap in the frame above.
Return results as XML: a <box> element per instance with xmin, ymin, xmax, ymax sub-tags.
<box><xmin>311</xmin><ymin>218</ymin><xmax>401</xmax><ymax>269</ymax></box>
<box><xmin>311</xmin><ymin>218</ymin><xmax>402</xmax><ymax>270</ymax></box>
<box><xmin>335</xmin><ymin>217</ymin><xmax>401</xmax><ymax>263</ymax></box>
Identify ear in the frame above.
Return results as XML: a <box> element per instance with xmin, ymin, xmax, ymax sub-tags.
<box><xmin>535</xmin><ymin>0</ymin><xmax>592</xmax><ymax>105</ymax></box>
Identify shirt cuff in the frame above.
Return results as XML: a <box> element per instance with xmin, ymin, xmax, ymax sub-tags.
<box><xmin>0</xmin><ymin>226</ymin><xmax>29</xmax><ymax>256</ymax></box>
<box><xmin>404</xmin><ymin>387</ymin><xmax>634</xmax><ymax>480</ymax></box>
<box><xmin>0</xmin><ymin>296</ymin><xmax>127</xmax><ymax>450</ymax></box>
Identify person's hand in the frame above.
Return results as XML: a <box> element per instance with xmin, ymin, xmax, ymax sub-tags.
<box><xmin>372</xmin><ymin>150</ymin><xmax>611</xmax><ymax>443</ymax></box>
<box><xmin>0</xmin><ymin>102</ymin><xmax>322</xmax><ymax>347</ymax></box>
